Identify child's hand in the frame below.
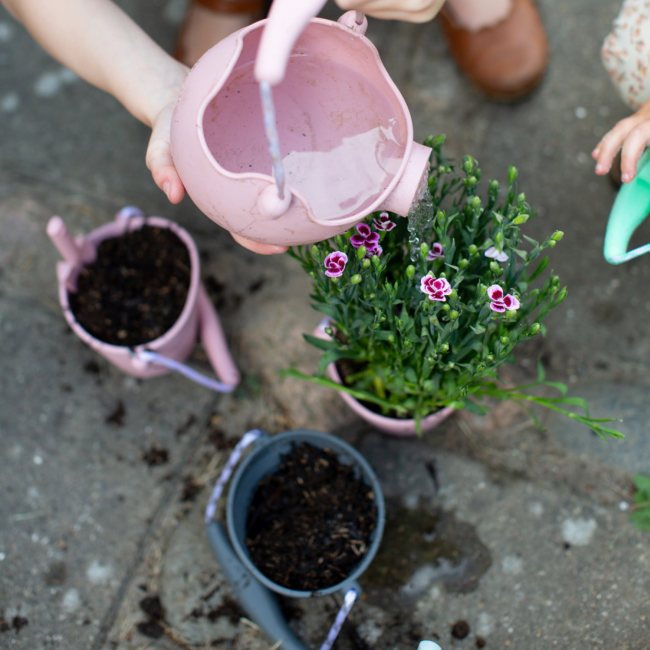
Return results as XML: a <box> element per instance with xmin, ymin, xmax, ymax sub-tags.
<box><xmin>593</xmin><ymin>98</ymin><xmax>650</xmax><ymax>183</ymax></box>
<box><xmin>335</xmin><ymin>0</ymin><xmax>445</xmax><ymax>22</ymax></box>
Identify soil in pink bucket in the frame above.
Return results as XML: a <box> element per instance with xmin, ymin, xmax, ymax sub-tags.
<box><xmin>69</xmin><ymin>226</ymin><xmax>191</xmax><ymax>347</ymax></box>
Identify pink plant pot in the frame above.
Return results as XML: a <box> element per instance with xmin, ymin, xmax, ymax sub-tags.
<box><xmin>312</xmin><ymin>319</ymin><xmax>454</xmax><ymax>436</ymax></box>
<box><xmin>48</xmin><ymin>209</ymin><xmax>240</xmax><ymax>386</ymax></box>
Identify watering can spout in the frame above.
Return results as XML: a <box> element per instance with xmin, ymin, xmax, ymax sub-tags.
<box><xmin>380</xmin><ymin>142</ymin><xmax>432</xmax><ymax>217</ymax></box>
<box><xmin>254</xmin><ymin>0</ymin><xmax>328</xmax><ymax>86</ymax></box>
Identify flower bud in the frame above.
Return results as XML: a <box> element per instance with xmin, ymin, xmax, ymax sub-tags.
<box><xmin>384</xmin><ymin>282</ymin><xmax>393</xmax><ymax>294</ymax></box>
<box><xmin>477</xmin><ymin>363</ymin><xmax>487</xmax><ymax>373</ymax></box>
<box><xmin>362</xmin><ymin>258</ymin><xmax>371</xmax><ymax>268</ymax></box>
<box><xmin>555</xmin><ymin>287</ymin><xmax>568</xmax><ymax>304</ymax></box>
<box><xmin>471</xmin><ymin>196</ymin><xmax>481</xmax><ymax>209</ymax></box>
<box><xmin>489</xmin><ymin>180</ymin><xmax>499</xmax><ymax>193</ymax></box>
<box><xmin>350</xmin><ymin>274</ymin><xmax>362</xmax><ymax>285</ymax></box>
<box><xmin>469</xmin><ymin>244</ymin><xmax>478</xmax><ymax>256</ymax></box>
<box><xmin>512</xmin><ymin>214</ymin><xmax>529</xmax><ymax>225</ymax></box>
<box><xmin>336</xmin><ymin>235</ymin><xmax>345</xmax><ymax>249</ymax></box>
<box><xmin>466</xmin><ymin>177</ymin><xmax>477</xmax><ymax>188</ymax></box>
<box><xmin>368</xmin><ymin>293</ymin><xmax>376</xmax><ymax>299</ymax></box>
<box><xmin>459</xmin><ymin>387</ymin><xmax>468</xmax><ymax>398</ymax></box>
<box><xmin>459</xmin><ymin>258</ymin><xmax>469</xmax><ymax>269</ymax></box>
<box><xmin>450</xmin><ymin>289</ymin><xmax>458</xmax><ymax>299</ymax></box>
<box><xmin>311</xmin><ymin>245</ymin><xmax>320</xmax><ymax>258</ymax></box>
<box><xmin>309</xmin><ymin>271</ymin><xmax>316</xmax><ymax>279</ymax></box>
<box><xmin>449</xmin><ymin>310</ymin><xmax>459</xmax><ymax>320</ymax></box>
<box><xmin>529</xmin><ymin>323</ymin><xmax>541</xmax><ymax>335</ymax></box>
<box><xmin>490</xmin><ymin>261</ymin><xmax>501</xmax><ymax>274</ymax></box>
<box><xmin>548</xmin><ymin>240</ymin><xmax>557</xmax><ymax>248</ymax></box>
<box><xmin>420</xmin><ymin>242</ymin><xmax>429</xmax><ymax>257</ymax></box>
<box><xmin>552</xmin><ymin>231</ymin><xmax>564</xmax><ymax>242</ymax></box>
<box><xmin>424</xmin><ymin>380</ymin><xmax>434</xmax><ymax>392</ymax></box>
<box><xmin>388</xmin><ymin>335</ymin><xmax>395</xmax><ymax>344</ymax></box>
<box><xmin>379</xmin><ymin>315</ymin><xmax>386</xmax><ymax>323</ymax></box>
<box><xmin>442</xmin><ymin>304</ymin><xmax>450</xmax><ymax>313</ymax></box>
<box><xmin>437</xmin><ymin>165</ymin><xmax>447</xmax><ymax>175</ymax></box>
<box><xmin>396</xmin><ymin>319</ymin><xmax>403</xmax><ymax>328</ymax></box>
<box><xmin>486</xmin><ymin>354</ymin><xmax>494</xmax><ymax>362</ymax></box>
<box><xmin>331</xmin><ymin>277</ymin><xmax>340</xmax><ymax>284</ymax></box>
<box><xmin>500</xmin><ymin>336</ymin><xmax>509</xmax><ymax>345</ymax></box>
<box><xmin>551</xmin><ymin>275</ymin><xmax>560</xmax><ymax>285</ymax></box>
<box><xmin>505</xmin><ymin>310</ymin><xmax>517</xmax><ymax>319</ymax></box>
<box><xmin>440</xmin><ymin>343</ymin><xmax>450</xmax><ymax>353</ymax></box>
<box><xmin>549</xmin><ymin>285</ymin><xmax>559</xmax><ymax>294</ymax></box>
<box><xmin>494</xmin><ymin>232</ymin><xmax>505</xmax><ymax>247</ymax></box>
<box><xmin>357</xmin><ymin>245</ymin><xmax>367</xmax><ymax>260</ymax></box>
<box><xmin>446</xmin><ymin>362</ymin><xmax>455</xmax><ymax>370</ymax></box>
<box><xmin>508</xmin><ymin>166</ymin><xmax>518</xmax><ymax>184</ymax></box>
<box><xmin>325</xmin><ymin>327</ymin><xmax>333</xmax><ymax>336</ymax></box>
<box><xmin>517</xmin><ymin>192</ymin><xmax>526</xmax><ymax>205</ymax></box>
<box><xmin>372</xmin><ymin>255</ymin><xmax>381</xmax><ymax>268</ymax></box>
<box><xmin>406</xmin><ymin>265</ymin><xmax>416</xmax><ymax>278</ymax></box>
<box><xmin>463</xmin><ymin>156</ymin><xmax>475</xmax><ymax>174</ymax></box>
<box><xmin>439</xmin><ymin>271</ymin><xmax>446</xmax><ymax>278</ymax></box>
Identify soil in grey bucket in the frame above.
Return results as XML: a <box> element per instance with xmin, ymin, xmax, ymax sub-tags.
<box><xmin>245</xmin><ymin>441</ymin><xmax>378</xmax><ymax>592</ymax></box>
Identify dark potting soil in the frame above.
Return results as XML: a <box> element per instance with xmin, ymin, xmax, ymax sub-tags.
<box><xmin>69</xmin><ymin>225</ymin><xmax>191</xmax><ymax>347</ymax></box>
<box><xmin>245</xmin><ymin>442</ymin><xmax>377</xmax><ymax>592</ymax></box>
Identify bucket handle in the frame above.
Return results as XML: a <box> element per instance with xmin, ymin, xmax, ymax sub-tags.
<box><xmin>204</xmin><ymin>429</ymin><xmax>359</xmax><ymax>650</ymax></box>
<box><xmin>604</xmin><ymin>149</ymin><xmax>650</xmax><ymax>264</ymax></box>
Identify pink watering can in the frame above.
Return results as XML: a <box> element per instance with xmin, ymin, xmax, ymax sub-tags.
<box><xmin>47</xmin><ymin>207</ymin><xmax>240</xmax><ymax>392</ymax></box>
<box><xmin>171</xmin><ymin>0</ymin><xmax>432</xmax><ymax>247</ymax></box>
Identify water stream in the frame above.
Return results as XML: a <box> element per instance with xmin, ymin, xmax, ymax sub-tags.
<box><xmin>406</xmin><ymin>167</ymin><xmax>434</xmax><ymax>261</ymax></box>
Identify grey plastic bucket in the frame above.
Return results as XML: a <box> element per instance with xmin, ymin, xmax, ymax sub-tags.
<box><xmin>206</xmin><ymin>429</ymin><xmax>385</xmax><ymax>650</ymax></box>
<box><xmin>227</xmin><ymin>429</ymin><xmax>385</xmax><ymax>597</ymax></box>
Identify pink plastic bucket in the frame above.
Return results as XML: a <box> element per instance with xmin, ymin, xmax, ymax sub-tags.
<box><xmin>48</xmin><ymin>208</ymin><xmax>240</xmax><ymax>388</ymax></box>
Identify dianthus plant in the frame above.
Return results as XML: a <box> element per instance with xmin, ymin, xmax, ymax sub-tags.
<box><xmin>285</xmin><ymin>136</ymin><xmax>621</xmax><ymax>439</ymax></box>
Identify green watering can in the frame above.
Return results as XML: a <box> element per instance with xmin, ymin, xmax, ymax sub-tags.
<box><xmin>604</xmin><ymin>150</ymin><xmax>650</xmax><ymax>264</ymax></box>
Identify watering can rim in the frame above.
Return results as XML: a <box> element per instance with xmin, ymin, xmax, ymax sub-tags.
<box><xmin>225</xmin><ymin>428</ymin><xmax>386</xmax><ymax>598</ymax></box>
<box><xmin>58</xmin><ymin>214</ymin><xmax>201</xmax><ymax>355</ymax></box>
<box><xmin>193</xmin><ymin>16</ymin><xmax>415</xmax><ymax>227</ymax></box>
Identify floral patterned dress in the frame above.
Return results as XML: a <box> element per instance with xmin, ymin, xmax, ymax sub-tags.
<box><xmin>602</xmin><ymin>0</ymin><xmax>650</xmax><ymax>109</ymax></box>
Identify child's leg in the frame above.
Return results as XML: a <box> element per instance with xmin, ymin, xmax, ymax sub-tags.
<box><xmin>601</xmin><ymin>0</ymin><xmax>650</xmax><ymax>111</ymax></box>
<box><xmin>174</xmin><ymin>0</ymin><xmax>265</xmax><ymax>67</ymax></box>
<box><xmin>444</xmin><ymin>0</ymin><xmax>513</xmax><ymax>32</ymax></box>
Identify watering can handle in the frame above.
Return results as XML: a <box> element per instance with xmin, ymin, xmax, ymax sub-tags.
<box><xmin>604</xmin><ymin>149</ymin><xmax>650</xmax><ymax>264</ymax></box>
<box><xmin>255</xmin><ymin>0</ymin><xmax>329</xmax><ymax>85</ymax></box>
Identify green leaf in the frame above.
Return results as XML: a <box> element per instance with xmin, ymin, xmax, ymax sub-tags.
<box><xmin>470</xmin><ymin>323</ymin><xmax>486</xmax><ymax>335</ymax></box>
<box><xmin>528</xmin><ymin>256</ymin><xmax>550</xmax><ymax>282</ymax></box>
<box><xmin>303</xmin><ymin>334</ymin><xmax>339</xmax><ymax>352</ymax></box>
<box><xmin>523</xmin><ymin>235</ymin><xmax>539</xmax><ymax>247</ymax></box>
<box><xmin>462</xmin><ymin>399</ymin><xmax>490</xmax><ymax>415</ymax></box>
<box><xmin>629</xmin><ymin>510</ymin><xmax>650</xmax><ymax>532</ymax></box>
<box><xmin>404</xmin><ymin>367</ymin><xmax>417</xmax><ymax>384</ymax></box>
<box><xmin>317</xmin><ymin>350</ymin><xmax>349</xmax><ymax>376</ymax></box>
<box><xmin>634</xmin><ymin>474</ymin><xmax>650</xmax><ymax>497</ymax></box>
<box><xmin>544</xmin><ymin>381</ymin><xmax>568</xmax><ymax>397</ymax></box>
<box><xmin>515</xmin><ymin>249</ymin><xmax>528</xmax><ymax>260</ymax></box>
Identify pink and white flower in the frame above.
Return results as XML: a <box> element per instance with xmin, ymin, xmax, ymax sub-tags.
<box><xmin>485</xmin><ymin>246</ymin><xmax>509</xmax><ymax>263</ymax></box>
<box><xmin>350</xmin><ymin>223</ymin><xmax>380</xmax><ymax>252</ymax></box>
<box><xmin>421</xmin><ymin>274</ymin><xmax>452</xmax><ymax>302</ymax></box>
<box><xmin>366</xmin><ymin>244</ymin><xmax>382</xmax><ymax>259</ymax></box>
<box><xmin>427</xmin><ymin>243</ymin><xmax>445</xmax><ymax>261</ymax></box>
<box><xmin>487</xmin><ymin>284</ymin><xmax>520</xmax><ymax>313</ymax></box>
<box><xmin>324</xmin><ymin>251</ymin><xmax>348</xmax><ymax>278</ymax></box>
<box><xmin>374</xmin><ymin>212</ymin><xmax>396</xmax><ymax>232</ymax></box>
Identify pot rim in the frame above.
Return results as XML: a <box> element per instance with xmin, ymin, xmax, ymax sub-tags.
<box><xmin>225</xmin><ymin>429</ymin><xmax>386</xmax><ymax>598</ymax></box>
<box><xmin>60</xmin><ymin>215</ymin><xmax>200</xmax><ymax>355</ymax></box>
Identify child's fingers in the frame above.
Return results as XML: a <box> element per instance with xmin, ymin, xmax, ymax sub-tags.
<box><xmin>231</xmin><ymin>233</ymin><xmax>289</xmax><ymax>255</ymax></box>
<box><xmin>146</xmin><ymin>104</ymin><xmax>186</xmax><ymax>204</ymax></box>
<box><xmin>620</xmin><ymin>122</ymin><xmax>650</xmax><ymax>183</ymax></box>
<box><xmin>593</xmin><ymin>117</ymin><xmax>639</xmax><ymax>174</ymax></box>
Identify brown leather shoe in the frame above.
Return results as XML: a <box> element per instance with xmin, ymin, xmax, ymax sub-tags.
<box><xmin>173</xmin><ymin>0</ymin><xmax>268</xmax><ymax>67</ymax></box>
<box><xmin>439</xmin><ymin>0</ymin><xmax>549</xmax><ymax>101</ymax></box>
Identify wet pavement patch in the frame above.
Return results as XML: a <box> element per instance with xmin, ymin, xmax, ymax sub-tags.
<box><xmin>363</xmin><ymin>500</ymin><xmax>492</xmax><ymax>598</ymax></box>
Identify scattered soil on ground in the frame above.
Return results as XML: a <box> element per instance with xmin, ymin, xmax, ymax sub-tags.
<box><xmin>180</xmin><ymin>475</ymin><xmax>202</xmax><ymax>502</ymax></box>
<box><xmin>69</xmin><ymin>225</ymin><xmax>191</xmax><ymax>347</ymax></box>
<box><xmin>137</xmin><ymin>595</ymin><xmax>166</xmax><ymax>639</ymax></box>
<box><xmin>141</xmin><ymin>445</ymin><xmax>170</xmax><ymax>467</ymax></box>
<box><xmin>246</xmin><ymin>442</ymin><xmax>377</xmax><ymax>591</ymax></box>
<box><xmin>206</xmin><ymin>597</ymin><xmax>245</xmax><ymax>624</ymax></box>
<box><xmin>451</xmin><ymin>620</ymin><xmax>470</xmax><ymax>639</ymax></box>
<box><xmin>105</xmin><ymin>400</ymin><xmax>126</xmax><ymax>427</ymax></box>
